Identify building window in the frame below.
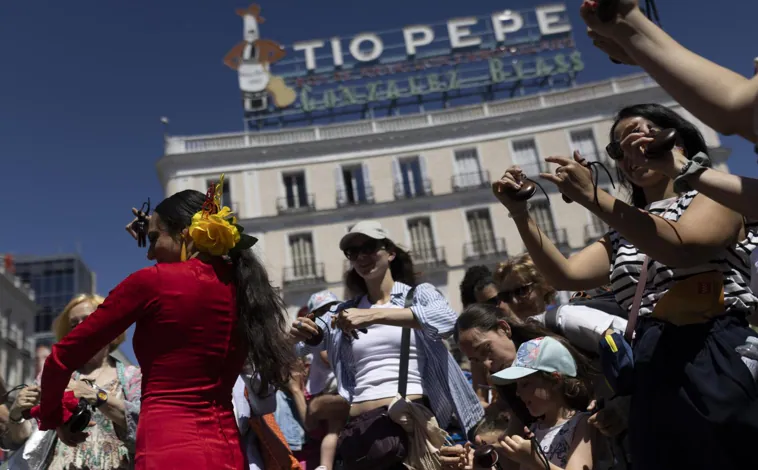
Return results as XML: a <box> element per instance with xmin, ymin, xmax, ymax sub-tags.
<box><xmin>453</xmin><ymin>148</ymin><xmax>484</xmax><ymax>189</ymax></box>
<box><xmin>288</xmin><ymin>233</ymin><xmax>317</xmax><ymax>279</ymax></box>
<box><xmin>570</xmin><ymin>129</ymin><xmax>600</xmax><ymax>161</ymax></box>
<box><xmin>511</xmin><ymin>139</ymin><xmax>542</xmax><ymax>175</ymax></box>
<box><xmin>336</xmin><ymin>165</ymin><xmax>372</xmax><ymax>206</ymax></box>
<box><xmin>393</xmin><ymin>157</ymin><xmax>428</xmax><ymax>198</ymax></box>
<box><xmin>282</xmin><ymin>172</ymin><xmax>309</xmax><ymax>209</ymax></box>
<box><xmin>466</xmin><ymin>209</ymin><xmax>496</xmax><ymax>255</ymax></box>
<box><xmin>206</xmin><ymin>178</ymin><xmax>233</xmax><ymax>209</ymax></box>
<box><xmin>530</xmin><ymin>200</ymin><xmax>557</xmax><ymax>235</ymax></box>
<box><xmin>408</xmin><ymin>217</ymin><xmax>437</xmax><ymax>262</ymax></box>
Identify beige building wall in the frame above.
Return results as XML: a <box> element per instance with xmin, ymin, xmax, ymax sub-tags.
<box><xmin>160</xmin><ymin>75</ymin><xmax>732</xmax><ymax>319</ymax></box>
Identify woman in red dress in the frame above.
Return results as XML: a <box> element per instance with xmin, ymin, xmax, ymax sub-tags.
<box><xmin>33</xmin><ymin>180</ymin><xmax>296</xmax><ymax>469</ymax></box>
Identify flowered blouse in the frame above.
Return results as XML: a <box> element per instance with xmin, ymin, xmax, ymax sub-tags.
<box><xmin>23</xmin><ymin>359</ymin><xmax>141</xmax><ymax>470</ymax></box>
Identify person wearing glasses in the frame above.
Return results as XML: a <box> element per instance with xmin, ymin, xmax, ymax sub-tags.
<box><xmin>289</xmin><ymin>221</ymin><xmax>483</xmax><ymax>469</ymax></box>
<box><xmin>493</xmin><ymin>102</ymin><xmax>758</xmax><ymax>469</ymax></box>
<box><xmin>577</xmin><ymin>0</ymin><xmax>758</xmax><ymax>224</ymax></box>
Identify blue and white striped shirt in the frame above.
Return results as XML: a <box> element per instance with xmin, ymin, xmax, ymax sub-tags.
<box><xmin>296</xmin><ymin>282</ymin><xmax>484</xmax><ymax>436</ymax></box>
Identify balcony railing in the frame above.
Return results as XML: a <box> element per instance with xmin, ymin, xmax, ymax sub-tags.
<box><xmin>394</xmin><ymin>179</ymin><xmax>433</xmax><ymax>200</ymax></box>
<box><xmin>337</xmin><ymin>187</ymin><xmax>375</xmax><ymax>208</ymax></box>
<box><xmin>452</xmin><ymin>170</ymin><xmax>491</xmax><ymax>192</ymax></box>
<box><xmin>165</xmin><ymin>74</ymin><xmax>657</xmax><ymax>155</ymax></box>
<box><xmin>463</xmin><ymin>238</ymin><xmax>508</xmax><ymax>262</ymax></box>
<box><xmin>283</xmin><ymin>262</ymin><xmax>326</xmax><ymax>286</ymax></box>
<box><xmin>584</xmin><ymin>223</ymin><xmax>609</xmax><ymax>244</ymax></box>
<box><xmin>411</xmin><ymin>246</ymin><xmax>447</xmax><ymax>269</ymax></box>
<box><xmin>277</xmin><ymin>194</ymin><xmax>316</xmax><ymax>214</ymax></box>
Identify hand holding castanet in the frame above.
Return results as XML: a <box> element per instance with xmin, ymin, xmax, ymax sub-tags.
<box><xmin>644</xmin><ymin>128</ymin><xmax>678</xmax><ymax>158</ymax></box>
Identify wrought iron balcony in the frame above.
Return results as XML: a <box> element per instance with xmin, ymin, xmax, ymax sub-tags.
<box><xmin>411</xmin><ymin>246</ymin><xmax>447</xmax><ymax>269</ymax></box>
<box><xmin>393</xmin><ymin>179</ymin><xmax>433</xmax><ymax>200</ymax></box>
<box><xmin>276</xmin><ymin>194</ymin><xmax>316</xmax><ymax>214</ymax></box>
<box><xmin>451</xmin><ymin>170</ymin><xmax>491</xmax><ymax>192</ymax></box>
<box><xmin>463</xmin><ymin>238</ymin><xmax>508</xmax><ymax>263</ymax></box>
<box><xmin>282</xmin><ymin>262</ymin><xmax>326</xmax><ymax>287</ymax></box>
<box><xmin>336</xmin><ymin>187</ymin><xmax>375</xmax><ymax>208</ymax></box>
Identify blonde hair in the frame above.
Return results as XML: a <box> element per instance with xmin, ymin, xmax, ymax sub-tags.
<box><xmin>53</xmin><ymin>294</ymin><xmax>126</xmax><ymax>352</ymax></box>
<box><xmin>494</xmin><ymin>253</ymin><xmax>557</xmax><ymax>304</ymax></box>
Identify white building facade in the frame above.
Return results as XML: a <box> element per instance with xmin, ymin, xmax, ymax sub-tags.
<box><xmin>0</xmin><ymin>258</ymin><xmax>38</xmax><ymax>388</ymax></box>
<box><xmin>156</xmin><ymin>73</ymin><xmax>730</xmax><ymax>317</ymax></box>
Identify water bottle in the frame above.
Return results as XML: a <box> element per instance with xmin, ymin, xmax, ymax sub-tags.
<box><xmin>735</xmin><ymin>336</ymin><xmax>758</xmax><ymax>382</ymax></box>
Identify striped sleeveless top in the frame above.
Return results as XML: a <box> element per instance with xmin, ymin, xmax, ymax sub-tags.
<box><xmin>608</xmin><ymin>190</ymin><xmax>758</xmax><ymax>317</ymax></box>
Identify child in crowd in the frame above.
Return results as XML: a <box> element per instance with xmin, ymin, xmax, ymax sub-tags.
<box><xmin>491</xmin><ymin>336</ymin><xmax>595</xmax><ymax>470</ymax></box>
<box><xmin>303</xmin><ymin>291</ymin><xmax>350</xmax><ymax>470</ymax></box>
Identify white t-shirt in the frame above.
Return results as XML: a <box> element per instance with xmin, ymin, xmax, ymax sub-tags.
<box><xmin>530</xmin><ymin>412</ymin><xmax>588</xmax><ymax>469</ymax></box>
<box><xmin>351</xmin><ymin>297</ymin><xmax>424</xmax><ymax>403</ymax></box>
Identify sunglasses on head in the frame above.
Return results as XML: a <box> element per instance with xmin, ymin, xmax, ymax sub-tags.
<box><xmin>487</xmin><ymin>283</ymin><xmax>534</xmax><ymax>305</ymax></box>
<box><xmin>343</xmin><ymin>239</ymin><xmax>384</xmax><ymax>261</ymax></box>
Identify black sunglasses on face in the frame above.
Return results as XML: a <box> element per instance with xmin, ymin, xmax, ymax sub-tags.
<box><xmin>496</xmin><ymin>283</ymin><xmax>534</xmax><ymax>304</ymax></box>
<box><xmin>343</xmin><ymin>239</ymin><xmax>384</xmax><ymax>261</ymax></box>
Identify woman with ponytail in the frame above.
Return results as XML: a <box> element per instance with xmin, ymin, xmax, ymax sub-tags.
<box><xmin>32</xmin><ymin>178</ymin><xmax>295</xmax><ymax>470</ymax></box>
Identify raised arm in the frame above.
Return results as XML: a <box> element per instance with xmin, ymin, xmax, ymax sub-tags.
<box><xmin>580</xmin><ymin>1</ymin><xmax>758</xmax><ymax>142</ymax></box>
<box><xmin>37</xmin><ymin>267</ymin><xmax>158</xmax><ymax>430</ymax></box>
<box><xmin>627</xmin><ymin>141</ymin><xmax>758</xmax><ymax>221</ymax></box>
<box><xmin>493</xmin><ymin>167</ymin><xmax>613</xmax><ymax>291</ymax></box>
<box><xmin>540</xmin><ymin>155</ymin><xmax>744</xmax><ymax>268</ymax></box>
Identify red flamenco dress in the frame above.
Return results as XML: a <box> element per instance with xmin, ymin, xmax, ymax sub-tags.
<box><xmin>34</xmin><ymin>258</ymin><xmax>247</xmax><ymax>470</ymax></box>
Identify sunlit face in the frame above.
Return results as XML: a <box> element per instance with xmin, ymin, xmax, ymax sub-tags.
<box><xmin>457</xmin><ymin>323</ymin><xmax>517</xmax><ymax>374</ymax></box>
<box><xmin>612</xmin><ymin>116</ymin><xmax>670</xmax><ymax>188</ymax></box>
<box><xmin>500</xmin><ymin>273</ymin><xmax>543</xmax><ymax>320</ymax></box>
<box><xmin>515</xmin><ymin>373</ymin><xmax>557</xmax><ymax>418</ymax></box>
<box><xmin>344</xmin><ymin>236</ymin><xmax>395</xmax><ymax>282</ymax></box>
<box><xmin>147</xmin><ymin>213</ymin><xmax>183</xmax><ymax>263</ymax></box>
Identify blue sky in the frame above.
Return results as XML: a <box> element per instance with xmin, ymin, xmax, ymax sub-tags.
<box><xmin>2</xmin><ymin>1</ymin><xmax>756</xmax><ymax>363</ymax></box>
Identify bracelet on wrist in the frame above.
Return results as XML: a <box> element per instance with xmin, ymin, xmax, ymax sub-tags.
<box><xmin>8</xmin><ymin>412</ymin><xmax>24</xmax><ymax>424</ymax></box>
<box><xmin>673</xmin><ymin>152</ymin><xmax>711</xmax><ymax>193</ymax></box>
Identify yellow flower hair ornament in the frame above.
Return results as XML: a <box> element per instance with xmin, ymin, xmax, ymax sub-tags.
<box><xmin>188</xmin><ymin>175</ymin><xmax>258</xmax><ymax>257</ymax></box>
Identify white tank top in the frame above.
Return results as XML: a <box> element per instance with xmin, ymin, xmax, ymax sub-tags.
<box><xmin>351</xmin><ymin>297</ymin><xmax>424</xmax><ymax>403</ymax></box>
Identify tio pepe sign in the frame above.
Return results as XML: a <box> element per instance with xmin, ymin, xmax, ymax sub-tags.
<box><xmin>225</xmin><ymin>4</ymin><xmax>579</xmax><ymax>114</ymax></box>
<box><xmin>293</xmin><ymin>5</ymin><xmax>572</xmax><ymax>71</ymax></box>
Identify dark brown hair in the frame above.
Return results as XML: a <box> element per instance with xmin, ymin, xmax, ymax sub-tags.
<box><xmin>155</xmin><ymin>190</ymin><xmax>295</xmax><ymax>396</ymax></box>
<box><xmin>610</xmin><ymin>103</ymin><xmax>708</xmax><ymax>208</ymax></box>
<box><xmin>454</xmin><ymin>302</ymin><xmax>553</xmax><ymax>345</ymax></box>
<box><xmin>344</xmin><ymin>238</ymin><xmax>417</xmax><ymax>297</ymax></box>
<box><xmin>535</xmin><ymin>337</ymin><xmax>596</xmax><ymax>412</ymax></box>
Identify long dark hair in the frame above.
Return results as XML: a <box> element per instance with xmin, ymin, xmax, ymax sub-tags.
<box><xmin>155</xmin><ymin>190</ymin><xmax>295</xmax><ymax>395</ymax></box>
<box><xmin>455</xmin><ymin>303</ymin><xmax>595</xmax><ymax>411</ymax></box>
<box><xmin>610</xmin><ymin>104</ymin><xmax>708</xmax><ymax>208</ymax></box>
<box><xmin>454</xmin><ymin>303</ymin><xmax>552</xmax><ymax>346</ymax></box>
<box><xmin>344</xmin><ymin>238</ymin><xmax>416</xmax><ymax>297</ymax></box>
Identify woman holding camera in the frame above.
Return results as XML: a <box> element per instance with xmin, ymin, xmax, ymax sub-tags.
<box><xmin>493</xmin><ymin>103</ymin><xmax>758</xmax><ymax>469</ymax></box>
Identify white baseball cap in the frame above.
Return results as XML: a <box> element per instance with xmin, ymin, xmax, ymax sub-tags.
<box><xmin>307</xmin><ymin>290</ymin><xmax>339</xmax><ymax>313</ymax></box>
<box><xmin>490</xmin><ymin>336</ymin><xmax>577</xmax><ymax>384</ymax></box>
<box><xmin>339</xmin><ymin>221</ymin><xmax>390</xmax><ymax>251</ymax></box>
